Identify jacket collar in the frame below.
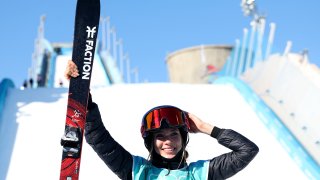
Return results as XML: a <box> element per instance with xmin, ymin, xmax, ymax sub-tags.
<box><xmin>150</xmin><ymin>149</ymin><xmax>186</xmax><ymax>170</ymax></box>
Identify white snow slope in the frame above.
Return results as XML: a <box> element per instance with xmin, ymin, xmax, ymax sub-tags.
<box><xmin>0</xmin><ymin>83</ymin><xmax>310</xmax><ymax>180</ymax></box>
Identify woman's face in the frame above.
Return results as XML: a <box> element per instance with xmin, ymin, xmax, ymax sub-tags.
<box><xmin>153</xmin><ymin>128</ymin><xmax>182</xmax><ymax>159</ymax></box>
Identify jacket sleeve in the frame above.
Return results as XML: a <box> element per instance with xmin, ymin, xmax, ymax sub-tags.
<box><xmin>85</xmin><ymin>103</ymin><xmax>133</xmax><ymax>180</ymax></box>
<box><xmin>207</xmin><ymin>127</ymin><xmax>259</xmax><ymax>180</ymax></box>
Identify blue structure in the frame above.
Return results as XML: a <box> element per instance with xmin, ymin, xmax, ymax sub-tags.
<box><xmin>0</xmin><ymin>79</ymin><xmax>15</xmax><ymax>123</ymax></box>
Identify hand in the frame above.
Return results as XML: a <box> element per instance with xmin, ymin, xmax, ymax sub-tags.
<box><xmin>186</xmin><ymin>112</ymin><xmax>213</xmax><ymax>135</ymax></box>
<box><xmin>64</xmin><ymin>60</ymin><xmax>79</xmax><ymax>80</ymax></box>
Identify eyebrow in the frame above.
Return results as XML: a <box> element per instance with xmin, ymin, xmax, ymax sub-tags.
<box><xmin>155</xmin><ymin>128</ymin><xmax>178</xmax><ymax>135</ymax></box>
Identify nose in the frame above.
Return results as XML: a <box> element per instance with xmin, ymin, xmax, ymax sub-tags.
<box><xmin>162</xmin><ymin>134</ymin><xmax>175</xmax><ymax>142</ymax></box>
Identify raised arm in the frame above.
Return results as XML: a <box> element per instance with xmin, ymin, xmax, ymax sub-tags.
<box><xmin>85</xmin><ymin>102</ymin><xmax>133</xmax><ymax>179</ymax></box>
<box><xmin>64</xmin><ymin>60</ymin><xmax>133</xmax><ymax>179</ymax></box>
<box><xmin>186</xmin><ymin>112</ymin><xmax>259</xmax><ymax>180</ymax></box>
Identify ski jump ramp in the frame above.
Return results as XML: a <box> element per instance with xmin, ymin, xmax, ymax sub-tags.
<box><xmin>0</xmin><ymin>80</ymin><xmax>318</xmax><ymax>179</ymax></box>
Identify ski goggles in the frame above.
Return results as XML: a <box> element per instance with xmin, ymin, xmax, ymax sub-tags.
<box><xmin>141</xmin><ymin>105</ymin><xmax>190</xmax><ymax>137</ymax></box>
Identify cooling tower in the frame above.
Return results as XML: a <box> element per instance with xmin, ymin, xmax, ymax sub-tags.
<box><xmin>166</xmin><ymin>45</ymin><xmax>232</xmax><ymax>83</ymax></box>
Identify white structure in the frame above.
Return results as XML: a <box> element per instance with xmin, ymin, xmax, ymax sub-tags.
<box><xmin>242</xmin><ymin>53</ymin><xmax>320</xmax><ymax>168</ymax></box>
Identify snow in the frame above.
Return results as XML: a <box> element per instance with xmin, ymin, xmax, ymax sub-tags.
<box><xmin>0</xmin><ymin>83</ymin><xmax>308</xmax><ymax>180</ymax></box>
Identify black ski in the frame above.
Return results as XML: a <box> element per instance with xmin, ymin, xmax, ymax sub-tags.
<box><xmin>59</xmin><ymin>0</ymin><xmax>100</xmax><ymax>179</ymax></box>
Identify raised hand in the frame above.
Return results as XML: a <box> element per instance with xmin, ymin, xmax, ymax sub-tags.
<box><xmin>64</xmin><ymin>60</ymin><xmax>79</xmax><ymax>80</ymax></box>
<box><xmin>186</xmin><ymin>112</ymin><xmax>214</xmax><ymax>135</ymax></box>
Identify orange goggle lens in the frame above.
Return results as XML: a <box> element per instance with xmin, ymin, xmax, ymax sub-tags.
<box><xmin>141</xmin><ymin>106</ymin><xmax>189</xmax><ymax>137</ymax></box>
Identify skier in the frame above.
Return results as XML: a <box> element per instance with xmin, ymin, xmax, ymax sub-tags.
<box><xmin>65</xmin><ymin>60</ymin><xmax>259</xmax><ymax>180</ymax></box>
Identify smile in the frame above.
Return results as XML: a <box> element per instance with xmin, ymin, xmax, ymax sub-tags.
<box><xmin>162</xmin><ymin>147</ymin><xmax>175</xmax><ymax>152</ymax></box>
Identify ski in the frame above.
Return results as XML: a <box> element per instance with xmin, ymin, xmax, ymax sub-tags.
<box><xmin>59</xmin><ymin>0</ymin><xmax>100</xmax><ymax>179</ymax></box>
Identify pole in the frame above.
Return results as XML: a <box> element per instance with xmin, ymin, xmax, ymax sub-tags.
<box><xmin>125</xmin><ymin>54</ymin><xmax>131</xmax><ymax>83</ymax></box>
<box><xmin>237</xmin><ymin>28</ymin><xmax>248</xmax><ymax>77</ymax></box>
<box><xmin>283</xmin><ymin>41</ymin><xmax>292</xmax><ymax>57</ymax></box>
<box><xmin>101</xmin><ymin>17</ymin><xmax>106</xmax><ymax>51</ymax></box>
<box><xmin>265</xmin><ymin>22</ymin><xmax>276</xmax><ymax>60</ymax></box>
<box><xmin>132</xmin><ymin>67</ymin><xmax>139</xmax><ymax>83</ymax></box>
<box><xmin>244</xmin><ymin>21</ymin><xmax>256</xmax><ymax>72</ymax></box>
<box><xmin>254</xmin><ymin>17</ymin><xmax>266</xmax><ymax>65</ymax></box>
<box><xmin>111</xmin><ymin>27</ymin><xmax>117</xmax><ymax>64</ymax></box>
<box><xmin>106</xmin><ymin>17</ymin><xmax>111</xmax><ymax>55</ymax></box>
<box><xmin>230</xmin><ymin>39</ymin><xmax>240</xmax><ymax>77</ymax></box>
<box><xmin>118</xmin><ymin>39</ymin><xmax>124</xmax><ymax>79</ymax></box>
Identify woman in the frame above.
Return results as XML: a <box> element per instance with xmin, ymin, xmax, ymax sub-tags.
<box><xmin>65</xmin><ymin>61</ymin><xmax>259</xmax><ymax>179</ymax></box>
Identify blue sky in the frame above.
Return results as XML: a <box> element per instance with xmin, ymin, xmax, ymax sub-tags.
<box><xmin>0</xmin><ymin>0</ymin><xmax>319</xmax><ymax>86</ymax></box>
